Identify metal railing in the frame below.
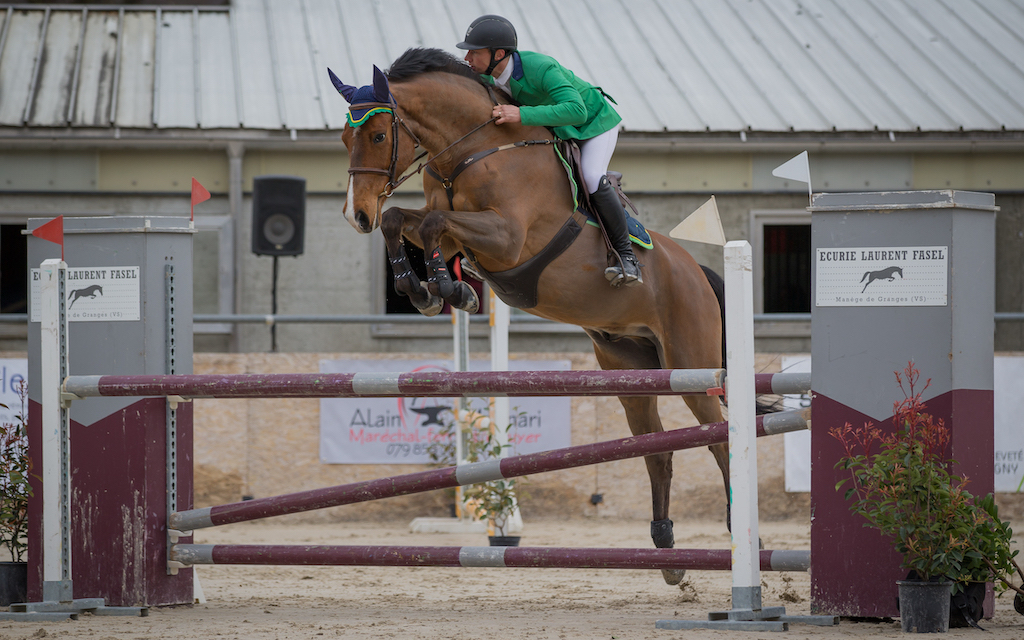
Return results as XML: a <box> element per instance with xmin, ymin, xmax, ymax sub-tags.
<box><xmin>2</xmin><ymin>312</ymin><xmax>1023</xmax><ymax>325</ymax></box>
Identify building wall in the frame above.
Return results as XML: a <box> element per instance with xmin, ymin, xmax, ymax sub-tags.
<box><xmin>2</xmin><ymin>148</ymin><xmax>1022</xmax><ymax>353</ymax></box>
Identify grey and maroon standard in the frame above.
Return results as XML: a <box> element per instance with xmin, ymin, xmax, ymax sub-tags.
<box><xmin>810</xmin><ymin>190</ymin><xmax>996</xmax><ymax>618</ymax></box>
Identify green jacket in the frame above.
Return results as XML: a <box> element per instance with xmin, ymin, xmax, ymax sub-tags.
<box><xmin>484</xmin><ymin>51</ymin><xmax>621</xmax><ymax>141</ymax></box>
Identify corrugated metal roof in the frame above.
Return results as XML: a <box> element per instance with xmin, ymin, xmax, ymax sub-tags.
<box><xmin>1</xmin><ymin>0</ymin><xmax>1022</xmax><ymax>137</ymax></box>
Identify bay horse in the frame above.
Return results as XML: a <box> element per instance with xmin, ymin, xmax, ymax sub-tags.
<box><xmin>334</xmin><ymin>48</ymin><xmax>730</xmax><ymax>585</ymax></box>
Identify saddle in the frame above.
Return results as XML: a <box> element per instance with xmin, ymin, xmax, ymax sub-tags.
<box><xmin>559</xmin><ymin>141</ymin><xmax>652</xmax><ymax>250</ymax></box>
<box><xmin>459</xmin><ymin>140</ymin><xmax>650</xmax><ymax>310</ymax></box>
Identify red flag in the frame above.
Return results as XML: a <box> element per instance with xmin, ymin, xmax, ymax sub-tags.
<box><xmin>191</xmin><ymin>177</ymin><xmax>211</xmax><ymax>220</ymax></box>
<box><xmin>32</xmin><ymin>216</ymin><xmax>64</xmax><ymax>260</ymax></box>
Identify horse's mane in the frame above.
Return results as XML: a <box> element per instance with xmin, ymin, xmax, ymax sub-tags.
<box><xmin>386</xmin><ymin>47</ymin><xmax>485</xmax><ymax>85</ymax></box>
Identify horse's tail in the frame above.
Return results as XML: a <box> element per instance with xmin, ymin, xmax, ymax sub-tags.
<box><xmin>860</xmin><ymin>271</ymin><xmax>870</xmax><ymax>282</ymax></box>
<box><xmin>702</xmin><ymin>265</ymin><xmax>783</xmax><ymax>415</ymax></box>
<box><xmin>700</xmin><ymin>265</ymin><xmax>726</xmax><ymax>369</ymax></box>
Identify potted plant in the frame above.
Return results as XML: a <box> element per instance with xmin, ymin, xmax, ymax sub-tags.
<box><xmin>0</xmin><ymin>380</ymin><xmax>32</xmax><ymax>606</ymax></box>
<box><xmin>427</xmin><ymin>406</ymin><xmax>524</xmax><ymax>544</ymax></box>
<box><xmin>831</xmin><ymin>362</ymin><xmax>1024</xmax><ymax>633</ymax></box>
<box><xmin>445</xmin><ymin>408</ymin><xmax>522</xmax><ymax>546</ymax></box>
<box><xmin>461</xmin><ymin>417</ymin><xmax>520</xmax><ymax>546</ymax></box>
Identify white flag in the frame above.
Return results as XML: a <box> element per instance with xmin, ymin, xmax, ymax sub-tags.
<box><xmin>670</xmin><ymin>196</ymin><xmax>726</xmax><ymax>246</ymax></box>
<box><xmin>772</xmin><ymin>151</ymin><xmax>812</xmax><ymax>199</ymax></box>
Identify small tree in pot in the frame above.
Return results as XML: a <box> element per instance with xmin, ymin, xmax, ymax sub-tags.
<box><xmin>427</xmin><ymin>407</ymin><xmax>523</xmax><ymax>544</ymax></box>
<box><xmin>458</xmin><ymin>411</ymin><xmax>522</xmax><ymax>546</ymax></box>
<box><xmin>0</xmin><ymin>381</ymin><xmax>32</xmax><ymax>605</ymax></box>
<box><xmin>831</xmin><ymin>363</ymin><xmax>1023</xmax><ymax>632</ymax></box>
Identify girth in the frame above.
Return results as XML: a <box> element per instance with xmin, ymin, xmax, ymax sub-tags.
<box><xmin>462</xmin><ymin>210</ymin><xmax>587</xmax><ymax>310</ymax></box>
<box><xmin>425</xmin><ymin>139</ymin><xmax>553</xmax><ymax>209</ymax></box>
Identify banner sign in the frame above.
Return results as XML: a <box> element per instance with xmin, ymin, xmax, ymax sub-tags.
<box><xmin>995</xmin><ymin>357</ymin><xmax>1024</xmax><ymax>492</ymax></box>
<box><xmin>815</xmin><ymin>246</ymin><xmax>947</xmax><ymax>307</ymax></box>
<box><xmin>781</xmin><ymin>356</ymin><xmax>812</xmax><ymax>493</ymax></box>
<box><xmin>30</xmin><ymin>266</ymin><xmax>141</xmax><ymax>322</ymax></box>
<box><xmin>319</xmin><ymin>359</ymin><xmax>572</xmax><ymax>464</ymax></box>
<box><xmin>783</xmin><ymin>355</ymin><xmax>1024</xmax><ymax>493</ymax></box>
<box><xmin>0</xmin><ymin>359</ymin><xmax>28</xmax><ymax>429</ymax></box>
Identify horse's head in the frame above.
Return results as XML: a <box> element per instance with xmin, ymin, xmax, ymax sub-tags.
<box><xmin>331</xmin><ymin>66</ymin><xmax>419</xmax><ymax>234</ymax></box>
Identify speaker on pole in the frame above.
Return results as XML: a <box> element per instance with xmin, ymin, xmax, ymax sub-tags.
<box><xmin>252</xmin><ymin>175</ymin><xmax>306</xmax><ymax>256</ymax></box>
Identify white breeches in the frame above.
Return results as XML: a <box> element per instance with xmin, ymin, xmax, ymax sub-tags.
<box><xmin>579</xmin><ymin>127</ymin><xmax>618</xmax><ymax>194</ymax></box>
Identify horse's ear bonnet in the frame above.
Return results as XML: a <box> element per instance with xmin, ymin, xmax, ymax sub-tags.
<box><xmin>372</xmin><ymin>66</ymin><xmax>390</xmax><ymax>103</ymax></box>
<box><xmin>328</xmin><ymin>65</ymin><xmax>394</xmax><ymax>127</ymax></box>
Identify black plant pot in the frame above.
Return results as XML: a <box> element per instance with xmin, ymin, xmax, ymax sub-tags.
<box><xmin>488</xmin><ymin>536</ymin><xmax>521</xmax><ymax>547</ymax></box>
<box><xmin>949</xmin><ymin>581</ymin><xmax>986</xmax><ymax>629</ymax></box>
<box><xmin>897</xmin><ymin>580</ymin><xmax>952</xmax><ymax>633</ymax></box>
<box><xmin>0</xmin><ymin>561</ymin><xmax>28</xmax><ymax>606</ymax></box>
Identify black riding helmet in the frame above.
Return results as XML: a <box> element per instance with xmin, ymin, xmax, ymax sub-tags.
<box><xmin>456</xmin><ymin>15</ymin><xmax>517</xmax><ymax>75</ymax></box>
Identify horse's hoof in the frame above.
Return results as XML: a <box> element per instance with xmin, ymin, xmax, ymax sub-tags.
<box><xmin>412</xmin><ymin>281</ymin><xmax>444</xmax><ymax>317</ymax></box>
<box><xmin>662</xmin><ymin>568</ymin><xmax>686</xmax><ymax>585</ymax></box>
<box><xmin>450</xmin><ymin>282</ymin><xmax>479</xmax><ymax>314</ymax></box>
<box><xmin>417</xmin><ymin>298</ymin><xmax>444</xmax><ymax>317</ymax></box>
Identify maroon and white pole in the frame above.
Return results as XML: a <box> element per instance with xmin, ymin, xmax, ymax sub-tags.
<box><xmin>169</xmin><ymin>410</ymin><xmax>808</xmax><ymax>532</ymax></box>
<box><xmin>169</xmin><ymin>544</ymin><xmax>810</xmax><ymax>572</ymax></box>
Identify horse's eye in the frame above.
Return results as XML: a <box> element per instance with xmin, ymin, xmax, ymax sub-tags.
<box><xmin>373</xmin><ymin>133</ymin><xmax>386</xmax><ymax>144</ymax></box>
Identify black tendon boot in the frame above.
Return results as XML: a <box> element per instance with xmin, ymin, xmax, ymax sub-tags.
<box><xmin>590</xmin><ymin>175</ymin><xmax>642</xmax><ymax>287</ymax></box>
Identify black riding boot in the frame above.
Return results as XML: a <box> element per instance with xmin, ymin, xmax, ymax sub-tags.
<box><xmin>590</xmin><ymin>175</ymin><xmax>642</xmax><ymax>287</ymax></box>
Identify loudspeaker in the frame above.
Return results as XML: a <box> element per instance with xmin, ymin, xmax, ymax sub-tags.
<box><xmin>252</xmin><ymin>175</ymin><xmax>306</xmax><ymax>256</ymax></box>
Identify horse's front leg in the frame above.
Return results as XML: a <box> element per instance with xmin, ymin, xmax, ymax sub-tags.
<box><xmin>381</xmin><ymin>207</ymin><xmax>444</xmax><ymax>316</ymax></box>
<box><xmin>417</xmin><ymin>210</ymin><xmax>483</xmax><ymax>314</ymax></box>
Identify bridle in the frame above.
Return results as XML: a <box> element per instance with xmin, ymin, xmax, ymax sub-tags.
<box><xmin>345</xmin><ymin>98</ymin><xmax>426</xmax><ymax>206</ymax></box>
<box><xmin>346</xmin><ymin>87</ymin><xmax>551</xmax><ymax>216</ymax></box>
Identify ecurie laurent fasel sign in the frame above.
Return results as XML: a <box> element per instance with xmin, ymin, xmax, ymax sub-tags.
<box><xmin>30</xmin><ymin>266</ymin><xmax>142</xmax><ymax>322</ymax></box>
<box><xmin>815</xmin><ymin>246</ymin><xmax>948</xmax><ymax>307</ymax></box>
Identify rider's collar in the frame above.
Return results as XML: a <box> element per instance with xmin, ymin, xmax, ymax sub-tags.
<box><xmin>510</xmin><ymin>51</ymin><xmax>524</xmax><ymax>81</ymax></box>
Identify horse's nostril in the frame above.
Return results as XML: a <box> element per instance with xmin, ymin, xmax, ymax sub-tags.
<box><xmin>355</xmin><ymin>211</ymin><xmax>372</xmax><ymax>233</ymax></box>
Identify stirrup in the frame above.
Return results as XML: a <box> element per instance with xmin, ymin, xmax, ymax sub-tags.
<box><xmin>604</xmin><ymin>254</ymin><xmax>643</xmax><ymax>288</ymax></box>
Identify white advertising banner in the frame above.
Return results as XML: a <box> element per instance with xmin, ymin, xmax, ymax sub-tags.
<box><xmin>815</xmin><ymin>246</ymin><xmax>947</xmax><ymax>307</ymax></box>
<box><xmin>781</xmin><ymin>356</ymin><xmax>812</xmax><ymax>493</ymax></box>
<box><xmin>783</xmin><ymin>355</ymin><xmax>1024</xmax><ymax>494</ymax></box>
<box><xmin>0</xmin><ymin>359</ymin><xmax>28</xmax><ymax>428</ymax></box>
<box><xmin>30</xmin><ymin>266</ymin><xmax>141</xmax><ymax>322</ymax></box>
<box><xmin>995</xmin><ymin>357</ymin><xmax>1024</xmax><ymax>492</ymax></box>
<box><xmin>319</xmin><ymin>359</ymin><xmax>572</xmax><ymax>464</ymax></box>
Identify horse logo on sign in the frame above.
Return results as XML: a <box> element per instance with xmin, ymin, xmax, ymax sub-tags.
<box><xmin>68</xmin><ymin>284</ymin><xmax>103</xmax><ymax>308</ymax></box>
<box><xmin>860</xmin><ymin>266</ymin><xmax>903</xmax><ymax>293</ymax></box>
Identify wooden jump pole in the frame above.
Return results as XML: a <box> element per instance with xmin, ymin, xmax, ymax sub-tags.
<box><xmin>169</xmin><ymin>544</ymin><xmax>811</xmax><ymax>572</ymax></box>
<box><xmin>169</xmin><ymin>409</ymin><xmax>808</xmax><ymax>532</ymax></box>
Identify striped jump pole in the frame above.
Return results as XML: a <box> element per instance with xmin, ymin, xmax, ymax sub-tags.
<box><xmin>169</xmin><ymin>409</ymin><xmax>808</xmax><ymax>532</ymax></box>
<box><xmin>62</xmin><ymin>369</ymin><xmax>810</xmax><ymax>400</ymax></box>
<box><xmin>169</xmin><ymin>544</ymin><xmax>811</xmax><ymax>572</ymax></box>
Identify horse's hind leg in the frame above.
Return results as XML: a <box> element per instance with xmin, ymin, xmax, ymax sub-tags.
<box><xmin>589</xmin><ymin>333</ymin><xmax>684</xmax><ymax>586</ymax></box>
<box><xmin>684</xmin><ymin>383</ymin><xmax>737</xmax><ymax>532</ymax></box>
<box><xmin>381</xmin><ymin>208</ymin><xmax>443</xmax><ymax>316</ymax></box>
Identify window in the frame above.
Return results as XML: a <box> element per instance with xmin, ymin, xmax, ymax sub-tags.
<box><xmin>763</xmin><ymin>224</ymin><xmax>811</xmax><ymax>313</ymax></box>
<box><xmin>751</xmin><ymin>210</ymin><xmax>811</xmax><ymax>315</ymax></box>
<box><xmin>1</xmin><ymin>225</ymin><xmax>27</xmax><ymax>314</ymax></box>
<box><xmin>384</xmin><ymin>239</ymin><xmax>485</xmax><ymax>316</ymax></box>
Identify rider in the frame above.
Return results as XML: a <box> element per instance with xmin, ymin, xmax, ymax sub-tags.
<box><xmin>456</xmin><ymin>15</ymin><xmax>642</xmax><ymax>287</ymax></box>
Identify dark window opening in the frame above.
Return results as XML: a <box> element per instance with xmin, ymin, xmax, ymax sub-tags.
<box><xmin>1</xmin><ymin>225</ymin><xmax>28</xmax><ymax>314</ymax></box>
<box><xmin>384</xmin><ymin>239</ymin><xmax>484</xmax><ymax>315</ymax></box>
<box><xmin>763</xmin><ymin>224</ymin><xmax>810</xmax><ymax>313</ymax></box>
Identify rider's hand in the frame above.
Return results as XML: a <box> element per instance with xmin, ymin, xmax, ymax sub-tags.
<box><xmin>492</xmin><ymin>105</ymin><xmax>521</xmax><ymax>125</ymax></box>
